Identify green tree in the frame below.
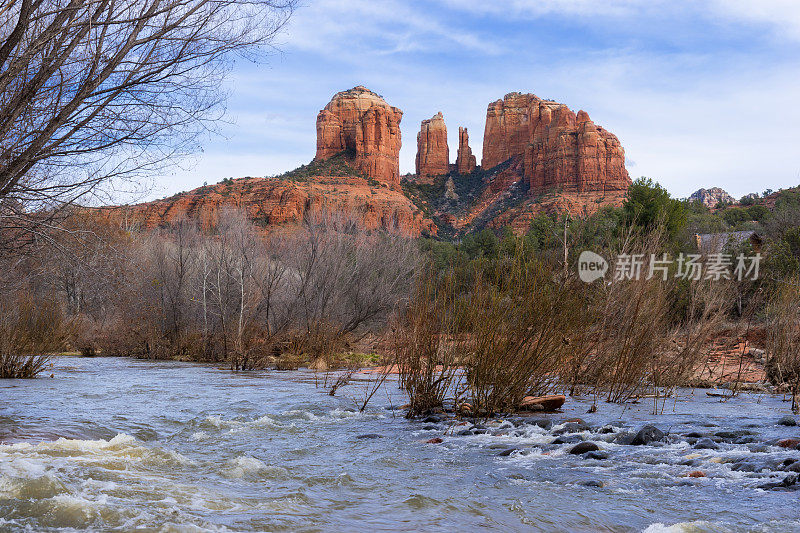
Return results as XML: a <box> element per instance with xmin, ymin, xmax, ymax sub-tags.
<box><xmin>622</xmin><ymin>177</ymin><xmax>687</xmax><ymax>242</ymax></box>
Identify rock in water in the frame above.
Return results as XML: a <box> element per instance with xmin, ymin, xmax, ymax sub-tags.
<box><xmin>694</xmin><ymin>438</ymin><xmax>719</xmax><ymax>450</ymax></box>
<box><xmin>316</xmin><ymin>86</ymin><xmax>403</xmax><ymax>189</ymax></box>
<box><xmin>778</xmin><ymin>416</ymin><xmax>798</xmax><ymax>427</ymax></box>
<box><xmin>416</xmin><ymin>112</ymin><xmax>449</xmax><ymax>182</ymax></box>
<box><xmin>569</xmin><ymin>442</ymin><xmax>600</xmax><ymax>455</ymax></box>
<box><xmin>356</xmin><ymin>433</ymin><xmax>383</xmax><ymax>439</ymax></box>
<box><xmin>456</xmin><ymin>126</ymin><xmax>477</xmax><ymax>175</ymax></box>
<box><xmin>519</xmin><ymin>394</ymin><xmax>566</xmax><ymax>411</ymax></box>
<box><xmin>631</xmin><ymin>425</ymin><xmax>666</xmax><ymax>446</ymax></box>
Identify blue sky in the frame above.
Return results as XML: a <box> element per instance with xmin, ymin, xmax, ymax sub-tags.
<box><xmin>156</xmin><ymin>0</ymin><xmax>800</xmax><ymax>200</ymax></box>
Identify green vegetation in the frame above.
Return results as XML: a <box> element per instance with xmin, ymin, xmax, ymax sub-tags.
<box><xmin>269</xmin><ymin>150</ymin><xmax>372</xmax><ymax>182</ymax></box>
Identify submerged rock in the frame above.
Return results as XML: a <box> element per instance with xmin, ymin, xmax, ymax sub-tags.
<box><xmin>356</xmin><ymin>433</ymin><xmax>384</xmax><ymax>439</ymax></box>
<box><xmin>569</xmin><ymin>442</ymin><xmax>600</xmax><ymax>455</ymax></box>
<box><xmin>497</xmin><ymin>447</ymin><xmax>521</xmax><ymax>457</ymax></box>
<box><xmin>553</xmin><ymin>435</ymin><xmax>584</xmax><ymax>445</ymax></box>
<box><xmin>758</xmin><ymin>474</ymin><xmax>799</xmax><ymax>491</ymax></box>
<box><xmin>585</xmin><ymin>451</ymin><xmax>609</xmax><ymax>460</ymax></box>
<box><xmin>631</xmin><ymin>425</ymin><xmax>666</xmax><ymax>446</ymax></box>
<box><xmin>694</xmin><ymin>438</ymin><xmax>719</xmax><ymax>450</ymax></box>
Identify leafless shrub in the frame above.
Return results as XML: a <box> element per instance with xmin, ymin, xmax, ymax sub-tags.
<box><xmin>765</xmin><ymin>278</ymin><xmax>800</xmax><ymax>413</ymax></box>
<box><xmin>0</xmin><ymin>292</ymin><xmax>70</xmax><ymax>378</ymax></box>
<box><xmin>460</xmin><ymin>254</ymin><xmax>586</xmax><ymax>416</ymax></box>
<box><xmin>393</xmin><ymin>269</ymin><xmax>461</xmax><ymax>417</ymax></box>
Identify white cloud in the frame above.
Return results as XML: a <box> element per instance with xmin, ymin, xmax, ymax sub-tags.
<box><xmin>285</xmin><ymin>0</ymin><xmax>501</xmax><ymax>60</ymax></box>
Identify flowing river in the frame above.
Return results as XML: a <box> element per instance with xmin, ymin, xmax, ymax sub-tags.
<box><xmin>0</xmin><ymin>357</ymin><xmax>798</xmax><ymax>532</ymax></box>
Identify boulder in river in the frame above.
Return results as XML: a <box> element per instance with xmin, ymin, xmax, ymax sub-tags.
<box><xmin>694</xmin><ymin>438</ymin><xmax>719</xmax><ymax>450</ymax></box>
<box><xmin>758</xmin><ymin>474</ymin><xmax>799</xmax><ymax>491</ymax></box>
<box><xmin>778</xmin><ymin>415</ymin><xmax>798</xmax><ymax>427</ymax></box>
<box><xmin>631</xmin><ymin>425</ymin><xmax>666</xmax><ymax>445</ymax></box>
<box><xmin>777</xmin><ymin>438</ymin><xmax>800</xmax><ymax>449</ymax></box>
<box><xmin>686</xmin><ymin>471</ymin><xmax>706</xmax><ymax>478</ymax></box>
<box><xmin>519</xmin><ymin>395</ymin><xmax>566</xmax><ymax>411</ymax></box>
<box><xmin>425</xmin><ymin>437</ymin><xmax>443</xmax><ymax>444</ymax></box>
<box><xmin>569</xmin><ymin>442</ymin><xmax>600</xmax><ymax>455</ymax></box>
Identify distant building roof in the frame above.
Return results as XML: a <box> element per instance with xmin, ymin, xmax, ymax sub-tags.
<box><xmin>694</xmin><ymin>231</ymin><xmax>761</xmax><ymax>253</ymax></box>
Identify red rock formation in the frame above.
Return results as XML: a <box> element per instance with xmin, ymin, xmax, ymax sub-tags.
<box><xmin>315</xmin><ymin>86</ymin><xmax>403</xmax><ymax>189</ymax></box>
<box><xmin>415</xmin><ymin>112</ymin><xmax>449</xmax><ymax>183</ymax></box>
<box><xmin>98</xmin><ymin>176</ymin><xmax>436</xmax><ymax>237</ymax></box>
<box><xmin>481</xmin><ymin>92</ymin><xmax>630</xmax><ymax>195</ymax></box>
<box><xmin>456</xmin><ymin>127</ymin><xmax>476</xmax><ymax>175</ymax></box>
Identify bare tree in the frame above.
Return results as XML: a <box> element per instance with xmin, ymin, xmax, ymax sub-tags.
<box><xmin>0</xmin><ymin>0</ymin><xmax>295</xmax><ymax>251</ymax></box>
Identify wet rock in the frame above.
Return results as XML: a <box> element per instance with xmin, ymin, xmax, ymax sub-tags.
<box><xmin>553</xmin><ymin>421</ymin><xmax>590</xmax><ymax>435</ymax></box>
<box><xmin>519</xmin><ymin>394</ymin><xmax>566</xmax><ymax>412</ymax></box>
<box><xmin>777</xmin><ymin>438</ymin><xmax>800</xmax><ymax>449</ymax></box>
<box><xmin>585</xmin><ymin>451</ymin><xmax>609</xmax><ymax>460</ymax></box>
<box><xmin>714</xmin><ymin>430</ymin><xmax>752</xmax><ymax>440</ymax></box>
<box><xmin>516</xmin><ymin>418</ymin><xmax>554</xmax><ymax>430</ymax></box>
<box><xmin>356</xmin><ymin>433</ymin><xmax>383</xmax><ymax>439</ymax></box>
<box><xmin>569</xmin><ymin>442</ymin><xmax>600</xmax><ymax>455</ymax></box>
<box><xmin>684</xmin><ymin>432</ymin><xmax>706</xmax><ymax>438</ymax></box>
<box><xmin>733</xmin><ymin>436</ymin><xmax>758</xmax><ymax>444</ymax></box>
<box><xmin>786</xmin><ymin>462</ymin><xmax>800</xmax><ymax>473</ymax></box>
<box><xmin>422</xmin><ymin>416</ymin><xmax>442</xmax><ymax>423</ymax></box>
<box><xmin>732</xmin><ymin>459</ymin><xmax>768</xmax><ymax>473</ymax></box>
<box><xmin>456</xmin><ymin>429</ymin><xmax>472</xmax><ymax>436</ymax></box>
<box><xmin>686</xmin><ymin>471</ymin><xmax>706</xmax><ymax>478</ymax></box>
<box><xmin>612</xmin><ymin>432</ymin><xmax>636</xmax><ymax>445</ymax></box>
<box><xmin>425</xmin><ymin>437</ymin><xmax>443</xmax><ymax>444</ymax></box>
<box><xmin>631</xmin><ymin>425</ymin><xmax>666</xmax><ymax>446</ymax></box>
<box><xmin>758</xmin><ymin>474</ymin><xmax>799</xmax><ymax>491</ymax></box>
<box><xmin>596</xmin><ymin>425</ymin><xmax>617</xmax><ymax>434</ymax></box>
<box><xmin>422</xmin><ymin>425</ymin><xmax>439</xmax><ymax>431</ymax></box>
<box><xmin>497</xmin><ymin>447</ymin><xmax>520</xmax><ymax>457</ymax></box>
<box><xmin>553</xmin><ymin>435</ymin><xmax>584</xmax><ymax>445</ymax></box>
<box><xmin>471</xmin><ymin>428</ymin><xmax>489</xmax><ymax>435</ymax></box>
<box><xmin>694</xmin><ymin>438</ymin><xmax>719</xmax><ymax>450</ymax></box>
<box><xmin>778</xmin><ymin>416</ymin><xmax>798</xmax><ymax>427</ymax></box>
<box><xmin>581</xmin><ymin>480</ymin><xmax>604</xmax><ymax>488</ymax></box>
<box><xmin>679</xmin><ymin>459</ymin><xmax>699</xmax><ymax>467</ymax></box>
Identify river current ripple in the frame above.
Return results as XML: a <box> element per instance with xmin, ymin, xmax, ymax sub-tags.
<box><xmin>0</xmin><ymin>357</ymin><xmax>798</xmax><ymax>532</ymax></box>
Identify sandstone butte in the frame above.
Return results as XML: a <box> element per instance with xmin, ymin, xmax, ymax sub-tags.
<box><xmin>315</xmin><ymin>86</ymin><xmax>403</xmax><ymax>190</ymax></box>
<box><xmin>95</xmin><ymin>176</ymin><xmax>437</xmax><ymax>237</ymax></box>
<box><xmin>456</xmin><ymin>126</ymin><xmax>477</xmax><ymax>175</ymax></box>
<box><xmin>95</xmin><ymin>86</ymin><xmax>635</xmax><ymax>238</ymax></box>
<box><xmin>482</xmin><ymin>92</ymin><xmax>631</xmax><ymax>195</ymax></box>
<box><xmin>415</xmin><ymin>112</ymin><xmax>449</xmax><ymax>183</ymax></box>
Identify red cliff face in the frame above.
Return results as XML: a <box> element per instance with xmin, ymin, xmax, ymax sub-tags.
<box><xmin>315</xmin><ymin>86</ymin><xmax>403</xmax><ymax>189</ymax></box>
<box><xmin>481</xmin><ymin>93</ymin><xmax>630</xmax><ymax>194</ymax></box>
<box><xmin>456</xmin><ymin>127</ymin><xmax>476</xmax><ymax>175</ymax></box>
<box><xmin>99</xmin><ymin>176</ymin><xmax>436</xmax><ymax>238</ymax></box>
<box><xmin>415</xmin><ymin>112</ymin><xmax>449</xmax><ymax>182</ymax></box>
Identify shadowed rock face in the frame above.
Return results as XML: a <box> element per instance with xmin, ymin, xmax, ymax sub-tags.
<box><xmin>456</xmin><ymin>127</ymin><xmax>476</xmax><ymax>175</ymax></box>
<box><xmin>315</xmin><ymin>86</ymin><xmax>403</xmax><ymax>189</ymax></box>
<box><xmin>415</xmin><ymin>112</ymin><xmax>449</xmax><ymax>183</ymax></box>
<box><xmin>482</xmin><ymin>93</ymin><xmax>631</xmax><ymax>194</ymax></box>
